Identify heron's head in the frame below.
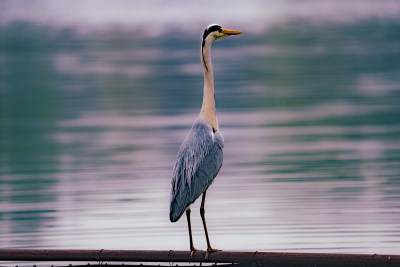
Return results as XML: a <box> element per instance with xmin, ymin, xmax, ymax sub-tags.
<box><xmin>202</xmin><ymin>24</ymin><xmax>242</xmax><ymax>48</ymax></box>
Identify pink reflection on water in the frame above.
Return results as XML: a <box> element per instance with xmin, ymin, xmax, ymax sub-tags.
<box><xmin>10</xmin><ymin>107</ymin><xmax>390</xmax><ymax>253</ymax></box>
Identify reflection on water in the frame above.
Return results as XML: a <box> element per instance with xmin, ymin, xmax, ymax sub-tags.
<box><xmin>1</xmin><ymin>13</ymin><xmax>400</xmax><ymax>257</ymax></box>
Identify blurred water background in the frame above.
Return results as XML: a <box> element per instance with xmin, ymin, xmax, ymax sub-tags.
<box><xmin>1</xmin><ymin>0</ymin><xmax>400</xmax><ymax>256</ymax></box>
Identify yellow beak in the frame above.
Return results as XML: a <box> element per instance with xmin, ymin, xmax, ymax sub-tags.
<box><xmin>221</xmin><ymin>29</ymin><xmax>243</xmax><ymax>35</ymax></box>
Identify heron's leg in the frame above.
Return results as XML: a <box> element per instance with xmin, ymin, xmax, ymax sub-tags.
<box><xmin>186</xmin><ymin>207</ymin><xmax>197</xmax><ymax>253</ymax></box>
<box><xmin>200</xmin><ymin>191</ymin><xmax>220</xmax><ymax>253</ymax></box>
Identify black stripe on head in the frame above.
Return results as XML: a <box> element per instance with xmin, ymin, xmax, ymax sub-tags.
<box><xmin>202</xmin><ymin>24</ymin><xmax>222</xmax><ymax>47</ymax></box>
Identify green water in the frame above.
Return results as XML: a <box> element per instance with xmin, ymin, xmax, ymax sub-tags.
<box><xmin>1</xmin><ymin>16</ymin><xmax>400</xmax><ymax>255</ymax></box>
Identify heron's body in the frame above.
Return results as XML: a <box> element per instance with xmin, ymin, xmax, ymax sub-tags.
<box><xmin>169</xmin><ymin>24</ymin><xmax>241</xmax><ymax>253</ymax></box>
<box><xmin>170</xmin><ymin>115</ymin><xmax>224</xmax><ymax>222</ymax></box>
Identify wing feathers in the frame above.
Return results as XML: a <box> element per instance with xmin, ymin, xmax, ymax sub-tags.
<box><xmin>170</xmin><ymin>118</ymin><xmax>224</xmax><ymax>222</ymax></box>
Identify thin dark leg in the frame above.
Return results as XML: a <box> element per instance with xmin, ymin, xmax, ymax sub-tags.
<box><xmin>186</xmin><ymin>208</ymin><xmax>196</xmax><ymax>252</ymax></box>
<box><xmin>200</xmin><ymin>191</ymin><xmax>220</xmax><ymax>253</ymax></box>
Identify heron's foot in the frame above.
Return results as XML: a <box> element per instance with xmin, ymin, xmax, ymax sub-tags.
<box><xmin>205</xmin><ymin>248</ymin><xmax>221</xmax><ymax>260</ymax></box>
<box><xmin>190</xmin><ymin>248</ymin><xmax>201</xmax><ymax>258</ymax></box>
<box><xmin>207</xmin><ymin>247</ymin><xmax>221</xmax><ymax>253</ymax></box>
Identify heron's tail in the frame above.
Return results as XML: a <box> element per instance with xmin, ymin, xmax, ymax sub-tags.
<box><xmin>169</xmin><ymin>199</ymin><xmax>186</xmax><ymax>222</ymax></box>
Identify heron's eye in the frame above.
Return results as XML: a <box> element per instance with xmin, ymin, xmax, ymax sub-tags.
<box><xmin>218</xmin><ymin>28</ymin><xmax>222</xmax><ymax>33</ymax></box>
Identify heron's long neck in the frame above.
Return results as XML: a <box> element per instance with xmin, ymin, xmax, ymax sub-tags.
<box><xmin>200</xmin><ymin>42</ymin><xmax>218</xmax><ymax>130</ymax></box>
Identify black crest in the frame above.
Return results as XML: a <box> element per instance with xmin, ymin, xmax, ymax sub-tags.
<box><xmin>202</xmin><ymin>24</ymin><xmax>222</xmax><ymax>47</ymax></box>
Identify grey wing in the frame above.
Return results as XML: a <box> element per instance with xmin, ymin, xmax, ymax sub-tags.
<box><xmin>189</xmin><ymin>131</ymin><xmax>223</xmax><ymax>205</ymax></box>
<box><xmin>170</xmin><ymin>123</ymin><xmax>224</xmax><ymax>222</ymax></box>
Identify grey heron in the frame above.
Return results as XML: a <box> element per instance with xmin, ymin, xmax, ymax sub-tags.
<box><xmin>170</xmin><ymin>24</ymin><xmax>242</xmax><ymax>253</ymax></box>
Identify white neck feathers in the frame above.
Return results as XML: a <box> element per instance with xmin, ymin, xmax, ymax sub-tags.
<box><xmin>200</xmin><ymin>37</ymin><xmax>218</xmax><ymax>131</ymax></box>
